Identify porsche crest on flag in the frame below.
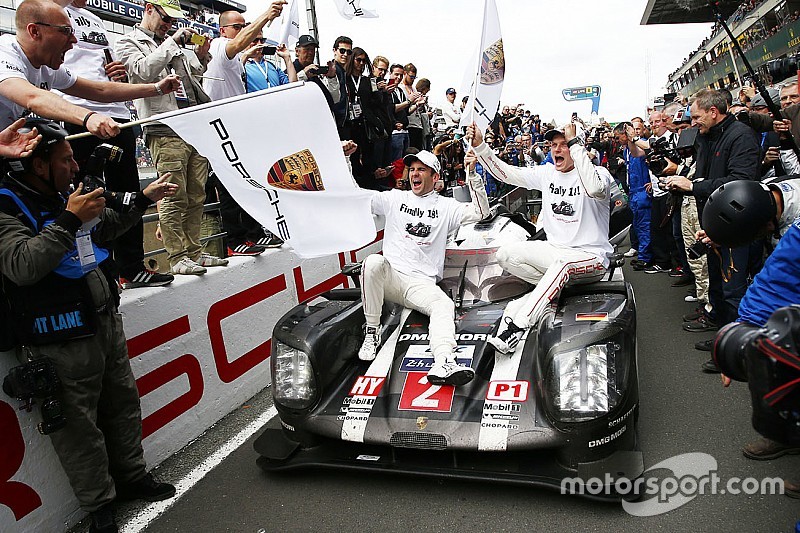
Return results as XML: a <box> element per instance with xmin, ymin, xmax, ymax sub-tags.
<box><xmin>460</xmin><ymin>0</ymin><xmax>505</xmax><ymax>132</ymax></box>
<box><xmin>156</xmin><ymin>82</ymin><xmax>376</xmax><ymax>258</ymax></box>
<box><xmin>267</xmin><ymin>149</ymin><xmax>325</xmax><ymax>191</ymax></box>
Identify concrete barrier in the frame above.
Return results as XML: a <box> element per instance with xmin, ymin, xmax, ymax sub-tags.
<box><xmin>0</xmin><ymin>229</ymin><xmax>383</xmax><ymax>532</ymax></box>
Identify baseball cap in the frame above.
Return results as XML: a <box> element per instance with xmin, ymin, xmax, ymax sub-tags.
<box><xmin>297</xmin><ymin>34</ymin><xmax>319</xmax><ymax>47</ymax></box>
<box><xmin>446</xmin><ymin>88</ymin><xmax>456</xmax><ymax>95</ymax></box>
<box><xmin>403</xmin><ymin>150</ymin><xmax>441</xmax><ymax>174</ymax></box>
<box><xmin>544</xmin><ymin>126</ymin><xmax>585</xmax><ymax>143</ymax></box>
<box><xmin>750</xmin><ymin>88</ymin><xmax>780</xmax><ymax>108</ymax></box>
<box><xmin>148</xmin><ymin>0</ymin><xmax>184</xmax><ymax>19</ymax></box>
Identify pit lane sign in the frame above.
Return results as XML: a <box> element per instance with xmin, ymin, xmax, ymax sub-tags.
<box><xmin>561</xmin><ymin>85</ymin><xmax>601</xmax><ymax>114</ymax></box>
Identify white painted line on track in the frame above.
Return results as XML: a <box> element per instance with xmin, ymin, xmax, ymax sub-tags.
<box><xmin>121</xmin><ymin>406</ymin><xmax>278</xmax><ymax>533</ymax></box>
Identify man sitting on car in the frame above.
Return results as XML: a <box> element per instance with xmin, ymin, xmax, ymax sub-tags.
<box><xmin>466</xmin><ymin>121</ymin><xmax>614</xmax><ymax>355</ymax></box>
<box><xmin>358</xmin><ymin>149</ymin><xmax>489</xmax><ymax>386</ymax></box>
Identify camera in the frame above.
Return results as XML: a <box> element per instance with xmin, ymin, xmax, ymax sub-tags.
<box><xmin>675</xmin><ymin>126</ymin><xmax>698</xmax><ymax>160</ymax></box>
<box><xmin>766</xmin><ymin>53</ymin><xmax>799</xmax><ymax>84</ymax></box>
<box><xmin>713</xmin><ymin>306</ymin><xmax>800</xmax><ymax>445</ymax></box>
<box><xmin>262</xmin><ymin>45</ymin><xmax>277</xmax><ymax>56</ymax></box>
<box><xmin>686</xmin><ymin>239</ymin><xmax>708</xmax><ymax>260</ymax></box>
<box><xmin>3</xmin><ymin>358</ymin><xmax>66</xmax><ymax>434</ymax></box>
<box><xmin>79</xmin><ymin>143</ymin><xmax>138</xmax><ymax>212</ymax></box>
<box><xmin>646</xmin><ymin>135</ymin><xmax>682</xmax><ymax>176</ymax></box>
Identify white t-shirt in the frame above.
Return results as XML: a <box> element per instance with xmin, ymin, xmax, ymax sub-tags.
<box><xmin>204</xmin><ymin>37</ymin><xmax>244</xmax><ymax>101</ymax></box>
<box><xmin>0</xmin><ymin>34</ymin><xmax>77</xmax><ymax>129</ymax></box>
<box><xmin>371</xmin><ymin>189</ymin><xmax>468</xmax><ymax>281</ymax></box>
<box><xmin>475</xmin><ymin>141</ymin><xmax>613</xmax><ymax>265</ymax></box>
<box><xmin>59</xmin><ymin>5</ymin><xmax>129</xmax><ymax>120</ymax></box>
<box><xmin>774</xmin><ymin>178</ymin><xmax>800</xmax><ymax>235</ymax></box>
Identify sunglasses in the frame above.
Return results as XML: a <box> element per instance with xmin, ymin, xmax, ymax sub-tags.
<box><xmin>354</xmin><ymin>57</ymin><xmax>366</xmax><ymax>63</ymax></box>
<box><xmin>152</xmin><ymin>6</ymin><xmax>174</xmax><ymax>24</ymax></box>
<box><xmin>337</xmin><ymin>47</ymin><xmax>352</xmax><ymax>55</ymax></box>
<box><xmin>33</xmin><ymin>21</ymin><xmax>75</xmax><ymax>36</ymax></box>
<box><xmin>222</xmin><ymin>22</ymin><xmax>250</xmax><ymax>30</ymax></box>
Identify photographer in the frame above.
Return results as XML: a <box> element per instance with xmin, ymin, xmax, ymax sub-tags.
<box><xmin>0</xmin><ymin>120</ymin><xmax>178</xmax><ymax>532</ymax></box>
<box><xmin>701</xmin><ymin>185</ymin><xmax>800</xmax><ymax>497</ymax></box>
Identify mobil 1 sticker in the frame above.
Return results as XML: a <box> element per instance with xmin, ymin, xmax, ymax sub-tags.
<box><xmin>400</xmin><ymin>345</ymin><xmax>475</xmax><ymax>372</ymax></box>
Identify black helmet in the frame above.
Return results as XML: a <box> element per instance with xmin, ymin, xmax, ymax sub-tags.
<box><xmin>702</xmin><ymin>180</ymin><xmax>776</xmax><ymax>247</ymax></box>
<box><xmin>5</xmin><ymin>118</ymin><xmax>68</xmax><ymax>172</ymax></box>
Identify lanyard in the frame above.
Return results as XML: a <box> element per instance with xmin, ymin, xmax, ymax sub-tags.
<box><xmin>252</xmin><ymin>60</ymin><xmax>272</xmax><ymax>89</ymax></box>
<box><xmin>351</xmin><ymin>75</ymin><xmax>362</xmax><ymax>93</ymax></box>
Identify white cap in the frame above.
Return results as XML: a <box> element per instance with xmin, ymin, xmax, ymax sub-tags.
<box><xmin>403</xmin><ymin>150</ymin><xmax>441</xmax><ymax>174</ymax></box>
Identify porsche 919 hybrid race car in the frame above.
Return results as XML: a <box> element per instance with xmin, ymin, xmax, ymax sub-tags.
<box><xmin>254</xmin><ymin>190</ymin><xmax>642</xmax><ymax>500</ymax></box>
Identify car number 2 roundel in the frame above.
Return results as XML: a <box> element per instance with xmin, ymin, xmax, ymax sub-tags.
<box><xmin>398</xmin><ymin>372</ymin><xmax>455</xmax><ymax>412</ymax></box>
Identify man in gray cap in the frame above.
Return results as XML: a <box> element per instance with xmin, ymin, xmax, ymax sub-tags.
<box><xmin>292</xmin><ymin>33</ymin><xmax>339</xmax><ymax>114</ymax></box>
<box><xmin>357</xmin><ymin>149</ymin><xmax>489</xmax><ymax>386</ymax></box>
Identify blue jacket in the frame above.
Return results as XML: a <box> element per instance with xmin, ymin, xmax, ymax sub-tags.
<box><xmin>738</xmin><ymin>217</ymin><xmax>800</xmax><ymax>326</ymax></box>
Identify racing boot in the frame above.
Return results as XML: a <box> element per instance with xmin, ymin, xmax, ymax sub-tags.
<box><xmin>488</xmin><ymin>317</ymin><xmax>525</xmax><ymax>355</ymax></box>
<box><xmin>427</xmin><ymin>357</ymin><xmax>475</xmax><ymax>387</ymax></box>
<box><xmin>358</xmin><ymin>325</ymin><xmax>381</xmax><ymax>361</ymax></box>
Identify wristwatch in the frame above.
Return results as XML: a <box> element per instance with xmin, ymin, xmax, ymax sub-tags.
<box><xmin>567</xmin><ymin>137</ymin><xmax>581</xmax><ymax>148</ymax></box>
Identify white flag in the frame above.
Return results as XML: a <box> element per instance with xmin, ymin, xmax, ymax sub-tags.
<box><xmin>333</xmin><ymin>0</ymin><xmax>378</xmax><ymax>19</ymax></box>
<box><xmin>460</xmin><ymin>0</ymin><xmax>504</xmax><ymax>132</ymax></box>
<box><xmin>158</xmin><ymin>82</ymin><xmax>376</xmax><ymax>258</ymax></box>
<box><xmin>265</xmin><ymin>0</ymin><xmax>300</xmax><ymax>48</ymax></box>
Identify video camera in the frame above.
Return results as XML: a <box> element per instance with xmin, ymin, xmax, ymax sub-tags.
<box><xmin>3</xmin><ymin>358</ymin><xmax>66</xmax><ymax>434</ymax></box>
<box><xmin>79</xmin><ymin>143</ymin><xmax>139</xmax><ymax>212</ymax></box>
<box><xmin>714</xmin><ymin>306</ymin><xmax>800</xmax><ymax>445</ymax></box>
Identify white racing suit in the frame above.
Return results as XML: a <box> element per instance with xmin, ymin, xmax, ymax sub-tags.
<box><xmin>362</xmin><ymin>170</ymin><xmax>489</xmax><ymax>361</ymax></box>
<box><xmin>473</xmin><ymin>141</ymin><xmax>613</xmax><ymax>333</ymax></box>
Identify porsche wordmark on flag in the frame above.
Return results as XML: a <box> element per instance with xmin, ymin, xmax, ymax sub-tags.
<box><xmin>267</xmin><ymin>149</ymin><xmax>324</xmax><ymax>191</ymax></box>
<box><xmin>157</xmin><ymin>82</ymin><xmax>375</xmax><ymax>258</ymax></box>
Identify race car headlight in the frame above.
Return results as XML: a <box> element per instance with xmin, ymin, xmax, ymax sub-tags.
<box><xmin>272</xmin><ymin>341</ymin><xmax>317</xmax><ymax>409</ymax></box>
<box><xmin>546</xmin><ymin>342</ymin><xmax>623</xmax><ymax>422</ymax></box>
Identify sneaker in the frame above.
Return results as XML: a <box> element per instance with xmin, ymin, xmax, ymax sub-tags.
<box><xmin>630</xmin><ymin>258</ymin><xmax>646</xmax><ymax>268</ymax></box>
<box><xmin>488</xmin><ymin>317</ymin><xmax>525</xmax><ymax>355</ymax></box>
<box><xmin>644</xmin><ymin>264</ymin><xmax>669</xmax><ymax>274</ymax></box>
<box><xmin>197</xmin><ymin>253</ymin><xmax>229</xmax><ymax>267</ymax></box>
<box><xmin>683</xmin><ymin>315</ymin><xmax>718</xmax><ymax>333</ymax></box>
<box><xmin>89</xmin><ymin>504</ymin><xmax>118</xmax><ymax>533</ymax></box>
<box><xmin>671</xmin><ymin>275</ymin><xmax>693</xmax><ymax>287</ymax></box>
<box><xmin>631</xmin><ymin>261</ymin><xmax>648</xmax><ymax>271</ymax></box>
<box><xmin>701</xmin><ymin>359</ymin><xmax>720</xmax><ymax>373</ymax></box>
<box><xmin>694</xmin><ymin>339</ymin><xmax>713</xmax><ymax>352</ymax></box>
<box><xmin>742</xmin><ymin>437</ymin><xmax>800</xmax><ymax>461</ymax></box>
<box><xmin>120</xmin><ymin>270</ymin><xmax>174</xmax><ymax>289</ymax></box>
<box><xmin>684</xmin><ymin>291</ymin><xmax>699</xmax><ymax>303</ymax></box>
<box><xmin>668</xmin><ymin>266</ymin><xmax>685</xmax><ymax>277</ymax></box>
<box><xmin>116</xmin><ymin>472</ymin><xmax>176</xmax><ymax>502</ymax></box>
<box><xmin>358</xmin><ymin>325</ymin><xmax>381</xmax><ymax>361</ymax></box>
<box><xmin>171</xmin><ymin>257</ymin><xmax>206</xmax><ymax>276</ymax></box>
<box><xmin>623</xmin><ymin>248</ymin><xmax>637</xmax><ymax>258</ymax></box>
<box><xmin>427</xmin><ymin>359</ymin><xmax>475</xmax><ymax>386</ymax></box>
<box><xmin>227</xmin><ymin>242</ymin><xmax>266</xmax><ymax>256</ymax></box>
<box><xmin>256</xmin><ymin>234</ymin><xmax>284</xmax><ymax>248</ymax></box>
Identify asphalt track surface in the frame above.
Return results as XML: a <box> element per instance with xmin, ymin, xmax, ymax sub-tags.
<box><xmin>77</xmin><ymin>261</ymin><xmax>800</xmax><ymax>533</ymax></box>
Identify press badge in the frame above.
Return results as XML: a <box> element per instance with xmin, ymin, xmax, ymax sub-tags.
<box><xmin>350</xmin><ymin>98</ymin><xmax>363</xmax><ymax>120</ymax></box>
<box><xmin>76</xmin><ymin>218</ymin><xmax>100</xmax><ymax>273</ymax></box>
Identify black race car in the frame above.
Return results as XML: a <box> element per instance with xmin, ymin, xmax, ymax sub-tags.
<box><xmin>255</xmin><ymin>191</ymin><xmax>641</xmax><ymax>500</ymax></box>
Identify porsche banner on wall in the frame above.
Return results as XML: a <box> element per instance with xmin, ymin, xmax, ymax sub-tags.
<box><xmin>157</xmin><ymin>82</ymin><xmax>376</xmax><ymax>258</ymax></box>
<box><xmin>460</xmin><ymin>0</ymin><xmax>504</xmax><ymax>132</ymax></box>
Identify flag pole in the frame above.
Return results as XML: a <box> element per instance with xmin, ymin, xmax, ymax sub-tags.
<box><xmin>65</xmin><ymin>81</ymin><xmax>303</xmax><ymax>141</ymax></box>
<box><xmin>464</xmin><ymin>0</ymin><xmax>488</xmax><ymax>151</ymax></box>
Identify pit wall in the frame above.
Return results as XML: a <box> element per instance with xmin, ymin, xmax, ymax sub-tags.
<box><xmin>0</xmin><ymin>229</ymin><xmax>383</xmax><ymax>532</ymax></box>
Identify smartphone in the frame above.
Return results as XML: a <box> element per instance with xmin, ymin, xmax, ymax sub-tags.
<box><xmin>190</xmin><ymin>33</ymin><xmax>207</xmax><ymax>47</ymax></box>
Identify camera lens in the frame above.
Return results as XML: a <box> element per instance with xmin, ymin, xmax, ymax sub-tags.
<box><xmin>713</xmin><ymin>322</ymin><xmax>760</xmax><ymax>382</ymax></box>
